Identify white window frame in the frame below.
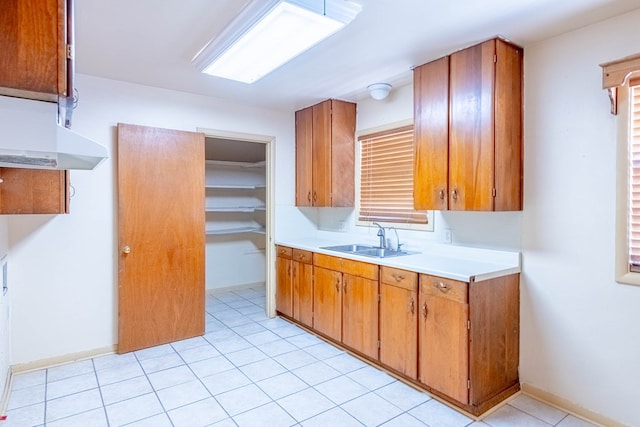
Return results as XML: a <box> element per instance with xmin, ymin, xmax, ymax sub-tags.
<box><xmin>355</xmin><ymin>121</ymin><xmax>434</xmax><ymax>232</ymax></box>
<box><xmin>615</xmin><ymin>80</ymin><xmax>640</xmax><ymax>286</ymax></box>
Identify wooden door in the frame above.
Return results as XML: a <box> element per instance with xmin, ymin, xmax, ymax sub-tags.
<box><xmin>0</xmin><ymin>168</ymin><xmax>68</xmax><ymax>214</ymax></box>
<box><xmin>312</xmin><ymin>100</ymin><xmax>332</xmax><ymax>206</ymax></box>
<box><xmin>117</xmin><ymin>123</ymin><xmax>205</xmax><ymax>354</ymax></box>
<box><xmin>342</xmin><ymin>274</ymin><xmax>379</xmax><ymax>360</ymax></box>
<box><xmin>380</xmin><ymin>268</ymin><xmax>418</xmax><ymax>378</ymax></box>
<box><xmin>419</xmin><ymin>275</ymin><xmax>469</xmax><ymax>404</ymax></box>
<box><xmin>292</xmin><ymin>249</ymin><xmax>313</xmax><ymax>327</ymax></box>
<box><xmin>276</xmin><ymin>255</ymin><xmax>293</xmax><ymax>317</ymax></box>
<box><xmin>312</xmin><ymin>266</ymin><xmax>342</xmax><ymax>341</ymax></box>
<box><xmin>0</xmin><ymin>0</ymin><xmax>67</xmax><ymax>100</ymax></box>
<box><xmin>449</xmin><ymin>39</ymin><xmax>495</xmax><ymax>211</ymax></box>
<box><xmin>295</xmin><ymin>106</ymin><xmax>313</xmax><ymax>206</ymax></box>
<box><xmin>414</xmin><ymin>56</ymin><xmax>450</xmax><ymax>211</ymax></box>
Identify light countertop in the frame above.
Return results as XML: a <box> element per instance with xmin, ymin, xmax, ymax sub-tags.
<box><xmin>275</xmin><ymin>237</ymin><xmax>521</xmax><ymax>283</ymax></box>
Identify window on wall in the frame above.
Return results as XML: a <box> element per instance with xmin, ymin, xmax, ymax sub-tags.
<box><xmin>357</xmin><ymin>125</ymin><xmax>433</xmax><ymax>230</ymax></box>
<box><xmin>628</xmin><ymin>80</ymin><xmax>640</xmax><ymax>272</ymax></box>
<box><xmin>602</xmin><ymin>53</ymin><xmax>640</xmax><ymax>285</ymax></box>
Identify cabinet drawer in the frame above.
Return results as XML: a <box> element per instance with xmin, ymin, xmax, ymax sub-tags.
<box><xmin>276</xmin><ymin>245</ymin><xmax>292</xmax><ymax>259</ymax></box>
<box><xmin>314</xmin><ymin>253</ymin><xmax>378</xmax><ymax>280</ymax></box>
<box><xmin>292</xmin><ymin>249</ymin><xmax>313</xmax><ymax>264</ymax></box>
<box><xmin>380</xmin><ymin>266</ymin><xmax>417</xmax><ymax>291</ymax></box>
<box><xmin>420</xmin><ymin>274</ymin><xmax>467</xmax><ymax>303</ymax></box>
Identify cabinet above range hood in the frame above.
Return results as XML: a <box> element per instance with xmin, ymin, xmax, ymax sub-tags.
<box><xmin>0</xmin><ymin>96</ymin><xmax>108</xmax><ymax>170</ymax></box>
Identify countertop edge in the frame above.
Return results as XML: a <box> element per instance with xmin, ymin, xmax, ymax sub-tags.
<box><xmin>275</xmin><ymin>239</ymin><xmax>521</xmax><ymax>283</ymax></box>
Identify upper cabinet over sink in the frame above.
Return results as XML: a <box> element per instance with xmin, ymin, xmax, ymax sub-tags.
<box><xmin>295</xmin><ymin>99</ymin><xmax>356</xmax><ymax>207</ymax></box>
<box><xmin>414</xmin><ymin>37</ymin><xmax>523</xmax><ymax>211</ymax></box>
<box><xmin>0</xmin><ymin>0</ymin><xmax>72</xmax><ymax>102</ymax></box>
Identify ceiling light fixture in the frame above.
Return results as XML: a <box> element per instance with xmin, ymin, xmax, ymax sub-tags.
<box><xmin>192</xmin><ymin>0</ymin><xmax>362</xmax><ymax>84</ymax></box>
<box><xmin>368</xmin><ymin>83</ymin><xmax>392</xmax><ymax>100</ymax></box>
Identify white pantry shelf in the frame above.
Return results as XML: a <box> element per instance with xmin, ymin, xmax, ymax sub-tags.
<box><xmin>206</xmin><ymin>226</ymin><xmax>266</xmax><ymax>236</ymax></box>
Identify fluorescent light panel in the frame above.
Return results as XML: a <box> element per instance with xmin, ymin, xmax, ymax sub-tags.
<box><xmin>193</xmin><ymin>0</ymin><xmax>362</xmax><ymax>83</ymax></box>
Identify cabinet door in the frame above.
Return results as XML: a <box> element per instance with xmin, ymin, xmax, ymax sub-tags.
<box><xmin>329</xmin><ymin>100</ymin><xmax>356</xmax><ymax>207</ymax></box>
<box><xmin>313</xmin><ymin>266</ymin><xmax>342</xmax><ymax>342</ymax></box>
<box><xmin>414</xmin><ymin>56</ymin><xmax>450</xmax><ymax>211</ymax></box>
<box><xmin>419</xmin><ymin>276</ymin><xmax>469</xmax><ymax>404</ymax></box>
<box><xmin>449</xmin><ymin>40</ymin><xmax>495</xmax><ymax>211</ymax></box>
<box><xmin>276</xmin><ymin>256</ymin><xmax>293</xmax><ymax>317</ymax></box>
<box><xmin>0</xmin><ymin>0</ymin><xmax>68</xmax><ymax>100</ymax></box>
<box><xmin>293</xmin><ymin>260</ymin><xmax>313</xmax><ymax>327</ymax></box>
<box><xmin>494</xmin><ymin>39</ymin><xmax>523</xmax><ymax>211</ymax></box>
<box><xmin>295</xmin><ymin>106</ymin><xmax>313</xmax><ymax>206</ymax></box>
<box><xmin>342</xmin><ymin>274</ymin><xmax>379</xmax><ymax>360</ymax></box>
<box><xmin>312</xmin><ymin>100</ymin><xmax>332</xmax><ymax>206</ymax></box>
<box><xmin>0</xmin><ymin>168</ymin><xmax>68</xmax><ymax>214</ymax></box>
<box><xmin>380</xmin><ymin>282</ymin><xmax>417</xmax><ymax>378</ymax></box>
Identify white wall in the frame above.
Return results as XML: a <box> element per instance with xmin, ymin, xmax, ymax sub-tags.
<box><xmin>521</xmin><ymin>9</ymin><xmax>640</xmax><ymax>426</ymax></box>
<box><xmin>316</xmin><ymin>74</ymin><xmax>522</xmax><ymax>252</ymax></box>
<box><xmin>8</xmin><ymin>74</ymin><xmax>312</xmax><ymax>365</ymax></box>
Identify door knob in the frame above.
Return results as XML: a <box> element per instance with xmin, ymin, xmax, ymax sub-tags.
<box><xmin>122</xmin><ymin>246</ymin><xmax>131</xmax><ymax>254</ymax></box>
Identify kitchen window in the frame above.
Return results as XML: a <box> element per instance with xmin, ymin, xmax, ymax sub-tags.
<box><xmin>605</xmin><ymin>53</ymin><xmax>640</xmax><ymax>285</ymax></box>
<box><xmin>357</xmin><ymin>124</ymin><xmax>434</xmax><ymax>230</ymax></box>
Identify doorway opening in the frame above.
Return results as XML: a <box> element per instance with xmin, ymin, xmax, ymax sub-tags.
<box><xmin>200</xmin><ymin>129</ymin><xmax>275</xmax><ymax>321</ymax></box>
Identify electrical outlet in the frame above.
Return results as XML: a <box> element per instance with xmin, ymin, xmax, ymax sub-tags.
<box><xmin>444</xmin><ymin>228</ymin><xmax>452</xmax><ymax>244</ymax></box>
<box><xmin>338</xmin><ymin>220</ymin><xmax>346</xmax><ymax>231</ymax></box>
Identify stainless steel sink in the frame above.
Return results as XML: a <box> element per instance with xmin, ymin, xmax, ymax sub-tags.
<box><xmin>321</xmin><ymin>244</ymin><xmax>419</xmax><ymax>258</ymax></box>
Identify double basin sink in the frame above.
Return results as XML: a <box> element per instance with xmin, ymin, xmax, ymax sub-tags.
<box><xmin>320</xmin><ymin>243</ymin><xmax>419</xmax><ymax>259</ymax></box>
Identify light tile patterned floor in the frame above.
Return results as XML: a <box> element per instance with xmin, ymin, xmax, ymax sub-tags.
<box><xmin>3</xmin><ymin>286</ymin><xmax>599</xmax><ymax>427</ymax></box>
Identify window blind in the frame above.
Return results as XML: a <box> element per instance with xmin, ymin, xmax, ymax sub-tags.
<box><xmin>629</xmin><ymin>81</ymin><xmax>640</xmax><ymax>272</ymax></box>
<box><xmin>358</xmin><ymin>125</ymin><xmax>428</xmax><ymax>224</ymax></box>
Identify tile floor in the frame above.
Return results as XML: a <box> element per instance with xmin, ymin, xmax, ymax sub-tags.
<box><xmin>3</xmin><ymin>286</ymin><xmax>599</xmax><ymax>427</ymax></box>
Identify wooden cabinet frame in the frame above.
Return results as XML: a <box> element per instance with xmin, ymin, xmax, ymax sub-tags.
<box><xmin>275</xmin><ymin>246</ymin><xmax>520</xmax><ymax>416</ymax></box>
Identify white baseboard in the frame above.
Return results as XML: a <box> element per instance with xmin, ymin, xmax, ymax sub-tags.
<box><xmin>521</xmin><ymin>383</ymin><xmax>622</xmax><ymax>427</ymax></box>
<box><xmin>10</xmin><ymin>346</ymin><xmax>116</xmax><ymax>375</ymax></box>
<box><xmin>0</xmin><ymin>366</ymin><xmax>11</xmax><ymax>417</ymax></box>
<box><xmin>207</xmin><ymin>282</ymin><xmax>265</xmax><ymax>295</ymax></box>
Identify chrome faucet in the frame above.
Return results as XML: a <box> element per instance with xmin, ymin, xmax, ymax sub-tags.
<box><xmin>372</xmin><ymin>222</ymin><xmax>386</xmax><ymax>248</ymax></box>
<box><xmin>390</xmin><ymin>227</ymin><xmax>404</xmax><ymax>252</ymax></box>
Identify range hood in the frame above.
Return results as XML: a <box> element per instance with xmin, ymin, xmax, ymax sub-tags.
<box><xmin>0</xmin><ymin>96</ymin><xmax>108</xmax><ymax>170</ymax></box>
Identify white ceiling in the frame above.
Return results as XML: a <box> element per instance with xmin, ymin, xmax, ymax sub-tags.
<box><xmin>75</xmin><ymin>0</ymin><xmax>640</xmax><ymax>112</ymax></box>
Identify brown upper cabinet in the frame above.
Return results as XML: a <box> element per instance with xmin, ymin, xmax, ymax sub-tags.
<box><xmin>0</xmin><ymin>168</ymin><xmax>69</xmax><ymax>214</ymax></box>
<box><xmin>0</xmin><ymin>0</ymin><xmax>72</xmax><ymax>102</ymax></box>
<box><xmin>295</xmin><ymin>99</ymin><xmax>356</xmax><ymax>207</ymax></box>
<box><xmin>414</xmin><ymin>37</ymin><xmax>523</xmax><ymax>211</ymax></box>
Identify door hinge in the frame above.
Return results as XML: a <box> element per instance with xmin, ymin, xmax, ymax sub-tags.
<box><xmin>378</xmin><ymin>294</ymin><xmax>381</xmax><ymax>302</ymax></box>
<box><xmin>492</xmin><ymin>188</ymin><xmax>497</xmax><ymax>198</ymax></box>
<box><xmin>493</xmin><ymin>54</ymin><xmax>497</xmax><ymax>63</ymax></box>
<box><xmin>66</xmin><ymin>44</ymin><xmax>73</xmax><ymax>60</ymax></box>
<box><xmin>377</xmin><ymin>340</ymin><xmax>381</xmax><ymax>348</ymax></box>
<box><xmin>467</xmin><ymin>379</ymin><xmax>471</xmax><ymax>389</ymax></box>
<box><xmin>467</xmin><ymin>320</ymin><xmax>471</xmax><ymax>330</ymax></box>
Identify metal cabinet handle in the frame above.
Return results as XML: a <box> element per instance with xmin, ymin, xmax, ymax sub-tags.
<box><xmin>122</xmin><ymin>246</ymin><xmax>131</xmax><ymax>254</ymax></box>
<box><xmin>438</xmin><ymin>189</ymin><xmax>445</xmax><ymax>200</ymax></box>
<box><xmin>409</xmin><ymin>298</ymin><xmax>415</xmax><ymax>315</ymax></box>
<box><xmin>392</xmin><ymin>273</ymin><xmax>404</xmax><ymax>282</ymax></box>
<box><xmin>422</xmin><ymin>302</ymin><xmax>428</xmax><ymax>319</ymax></box>
<box><xmin>343</xmin><ymin>278</ymin><xmax>348</xmax><ymax>294</ymax></box>
<box><xmin>336</xmin><ymin>278</ymin><xmax>340</xmax><ymax>292</ymax></box>
<box><xmin>451</xmin><ymin>188</ymin><xmax>458</xmax><ymax>201</ymax></box>
<box><xmin>437</xmin><ymin>282</ymin><xmax>449</xmax><ymax>292</ymax></box>
<box><xmin>313</xmin><ymin>191</ymin><xmax>317</xmax><ymax>202</ymax></box>
<box><xmin>307</xmin><ymin>191</ymin><xmax>312</xmax><ymax>202</ymax></box>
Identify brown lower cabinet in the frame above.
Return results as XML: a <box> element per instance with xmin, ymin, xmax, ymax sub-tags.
<box><xmin>275</xmin><ymin>245</ymin><xmax>520</xmax><ymax>416</ymax></box>
<box><xmin>276</xmin><ymin>246</ymin><xmax>314</xmax><ymax>327</ymax></box>
<box><xmin>0</xmin><ymin>168</ymin><xmax>69</xmax><ymax>214</ymax></box>
<box><xmin>313</xmin><ymin>253</ymin><xmax>379</xmax><ymax>360</ymax></box>
<box><xmin>380</xmin><ymin>266</ymin><xmax>418</xmax><ymax>379</ymax></box>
